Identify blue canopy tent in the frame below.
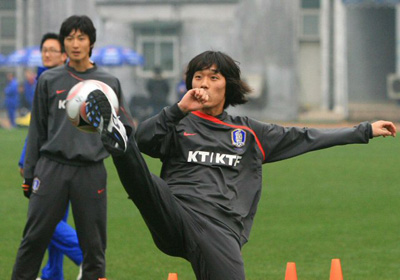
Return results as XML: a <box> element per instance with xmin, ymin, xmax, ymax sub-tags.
<box><xmin>0</xmin><ymin>53</ymin><xmax>6</xmax><ymax>66</ymax></box>
<box><xmin>90</xmin><ymin>45</ymin><xmax>144</xmax><ymax>67</ymax></box>
<box><xmin>6</xmin><ymin>46</ymin><xmax>42</xmax><ymax>67</ymax></box>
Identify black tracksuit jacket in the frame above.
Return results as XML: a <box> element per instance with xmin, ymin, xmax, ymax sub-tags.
<box><xmin>136</xmin><ymin>104</ymin><xmax>372</xmax><ymax>245</ymax></box>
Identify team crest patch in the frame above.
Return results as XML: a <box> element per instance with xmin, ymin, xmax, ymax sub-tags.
<box><xmin>32</xmin><ymin>178</ymin><xmax>40</xmax><ymax>193</ymax></box>
<box><xmin>231</xmin><ymin>129</ymin><xmax>246</xmax><ymax>147</ymax></box>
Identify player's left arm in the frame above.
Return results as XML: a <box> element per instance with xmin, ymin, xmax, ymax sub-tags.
<box><xmin>136</xmin><ymin>103</ymin><xmax>187</xmax><ymax>158</ymax></box>
<box><xmin>259</xmin><ymin>121</ymin><xmax>373</xmax><ymax>163</ymax></box>
<box><xmin>371</xmin><ymin>120</ymin><xmax>396</xmax><ymax>138</ymax></box>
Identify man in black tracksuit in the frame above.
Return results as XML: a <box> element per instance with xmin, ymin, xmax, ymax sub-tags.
<box><xmin>85</xmin><ymin>50</ymin><xmax>396</xmax><ymax>280</ymax></box>
<box><xmin>12</xmin><ymin>16</ymin><xmax>131</xmax><ymax>280</ymax></box>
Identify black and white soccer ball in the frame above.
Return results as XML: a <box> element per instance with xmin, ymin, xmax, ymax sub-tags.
<box><xmin>66</xmin><ymin>79</ymin><xmax>119</xmax><ymax>133</ymax></box>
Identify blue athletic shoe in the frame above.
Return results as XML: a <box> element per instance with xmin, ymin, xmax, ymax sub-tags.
<box><xmin>85</xmin><ymin>89</ymin><xmax>127</xmax><ymax>154</ymax></box>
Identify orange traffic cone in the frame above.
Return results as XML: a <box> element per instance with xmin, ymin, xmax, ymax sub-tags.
<box><xmin>285</xmin><ymin>262</ymin><xmax>298</xmax><ymax>280</ymax></box>
<box><xmin>330</xmin><ymin>259</ymin><xmax>343</xmax><ymax>280</ymax></box>
<box><xmin>168</xmin><ymin>272</ymin><xmax>178</xmax><ymax>280</ymax></box>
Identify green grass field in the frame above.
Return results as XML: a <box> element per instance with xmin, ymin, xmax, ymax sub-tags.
<box><xmin>1</xmin><ymin>127</ymin><xmax>399</xmax><ymax>279</ymax></box>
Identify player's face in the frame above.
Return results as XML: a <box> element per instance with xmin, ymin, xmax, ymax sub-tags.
<box><xmin>41</xmin><ymin>39</ymin><xmax>66</xmax><ymax>68</ymax></box>
<box><xmin>192</xmin><ymin>64</ymin><xmax>226</xmax><ymax>115</ymax></box>
<box><xmin>64</xmin><ymin>29</ymin><xmax>92</xmax><ymax>66</ymax></box>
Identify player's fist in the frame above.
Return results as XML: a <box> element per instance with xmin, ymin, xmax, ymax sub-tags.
<box><xmin>178</xmin><ymin>88</ymin><xmax>209</xmax><ymax>113</ymax></box>
<box><xmin>22</xmin><ymin>178</ymin><xmax>33</xmax><ymax>198</ymax></box>
<box><xmin>371</xmin><ymin>120</ymin><xmax>397</xmax><ymax>138</ymax></box>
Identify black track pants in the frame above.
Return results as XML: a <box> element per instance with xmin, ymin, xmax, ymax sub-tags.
<box><xmin>112</xmin><ymin>135</ymin><xmax>245</xmax><ymax>280</ymax></box>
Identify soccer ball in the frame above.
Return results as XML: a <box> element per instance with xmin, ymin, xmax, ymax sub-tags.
<box><xmin>66</xmin><ymin>79</ymin><xmax>119</xmax><ymax>133</ymax></box>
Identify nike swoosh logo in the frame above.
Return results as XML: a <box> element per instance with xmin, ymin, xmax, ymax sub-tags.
<box><xmin>56</xmin><ymin>89</ymin><xmax>67</xmax><ymax>94</ymax></box>
<box><xmin>184</xmin><ymin>132</ymin><xmax>197</xmax><ymax>136</ymax></box>
<box><xmin>97</xmin><ymin>188</ymin><xmax>105</xmax><ymax>194</ymax></box>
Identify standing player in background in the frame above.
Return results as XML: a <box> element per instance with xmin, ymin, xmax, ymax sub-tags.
<box><xmin>146</xmin><ymin>66</ymin><xmax>170</xmax><ymax>115</ymax></box>
<box><xmin>23</xmin><ymin>69</ymin><xmax>36</xmax><ymax>111</ymax></box>
<box><xmin>18</xmin><ymin>33</ymin><xmax>68</xmax><ymax>176</ymax></box>
<box><xmin>176</xmin><ymin>67</ymin><xmax>187</xmax><ymax>101</ymax></box>
<box><xmin>85</xmin><ymin>50</ymin><xmax>396</xmax><ymax>280</ymax></box>
<box><xmin>18</xmin><ymin>32</ymin><xmax>83</xmax><ymax>280</ymax></box>
<box><xmin>12</xmin><ymin>15</ymin><xmax>131</xmax><ymax>280</ymax></box>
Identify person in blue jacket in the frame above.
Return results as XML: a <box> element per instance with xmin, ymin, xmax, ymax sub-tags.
<box><xmin>18</xmin><ymin>32</ymin><xmax>83</xmax><ymax>280</ymax></box>
<box><xmin>23</xmin><ymin>69</ymin><xmax>37</xmax><ymax>111</ymax></box>
<box><xmin>4</xmin><ymin>72</ymin><xmax>19</xmax><ymax>128</ymax></box>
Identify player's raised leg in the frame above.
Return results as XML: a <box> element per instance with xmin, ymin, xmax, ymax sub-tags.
<box><xmin>85</xmin><ymin>90</ymin><xmax>128</xmax><ymax>153</ymax></box>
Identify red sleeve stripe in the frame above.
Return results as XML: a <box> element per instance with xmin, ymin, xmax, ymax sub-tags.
<box><xmin>191</xmin><ymin>111</ymin><xmax>265</xmax><ymax>161</ymax></box>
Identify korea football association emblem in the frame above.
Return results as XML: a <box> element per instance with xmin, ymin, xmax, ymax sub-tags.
<box><xmin>231</xmin><ymin>129</ymin><xmax>246</xmax><ymax>148</ymax></box>
<box><xmin>32</xmin><ymin>177</ymin><xmax>41</xmax><ymax>193</ymax></box>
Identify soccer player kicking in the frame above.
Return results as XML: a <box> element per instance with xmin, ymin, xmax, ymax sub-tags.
<box><xmin>85</xmin><ymin>51</ymin><xmax>396</xmax><ymax>280</ymax></box>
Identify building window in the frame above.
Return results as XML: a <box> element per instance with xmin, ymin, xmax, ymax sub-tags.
<box><xmin>0</xmin><ymin>2</ymin><xmax>16</xmax><ymax>54</ymax></box>
<box><xmin>302</xmin><ymin>14</ymin><xmax>319</xmax><ymax>36</ymax></box>
<box><xmin>299</xmin><ymin>0</ymin><xmax>320</xmax><ymax>41</ymax></box>
<box><xmin>141</xmin><ymin>39</ymin><xmax>175</xmax><ymax>72</ymax></box>
<box><xmin>301</xmin><ymin>0</ymin><xmax>320</xmax><ymax>9</ymax></box>
<box><xmin>0</xmin><ymin>0</ymin><xmax>16</xmax><ymax>101</ymax></box>
<box><xmin>135</xmin><ymin>23</ymin><xmax>180</xmax><ymax>78</ymax></box>
<box><xmin>0</xmin><ymin>0</ymin><xmax>16</xmax><ymax>10</ymax></box>
<box><xmin>1</xmin><ymin>16</ymin><xmax>16</xmax><ymax>39</ymax></box>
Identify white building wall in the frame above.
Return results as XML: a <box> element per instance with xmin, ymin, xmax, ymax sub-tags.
<box><xmin>95</xmin><ymin>2</ymin><xmax>240</xmax><ymax>103</ymax></box>
<box><xmin>333</xmin><ymin>0</ymin><xmax>348</xmax><ymax>116</ymax></box>
<box><xmin>10</xmin><ymin>0</ymin><xmax>335</xmax><ymax>121</ymax></box>
<box><xmin>396</xmin><ymin>5</ymin><xmax>400</xmax><ymax>73</ymax></box>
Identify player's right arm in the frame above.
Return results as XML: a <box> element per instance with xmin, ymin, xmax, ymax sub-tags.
<box><xmin>177</xmin><ymin>88</ymin><xmax>208</xmax><ymax>114</ymax></box>
<box><xmin>23</xmin><ymin>76</ymin><xmax>49</xmax><ymax>178</ymax></box>
<box><xmin>136</xmin><ymin>103</ymin><xmax>187</xmax><ymax>159</ymax></box>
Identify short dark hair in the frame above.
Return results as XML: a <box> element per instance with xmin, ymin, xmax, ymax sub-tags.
<box><xmin>40</xmin><ymin>33</ymin><xmax>64</xmax><ymax>53</ymax></box>
<box><xmin>185</xmin><ymin>51</ymin><xmax>251</xmax><ymax>109</ymax></box>
<box><xmin>59</xmin><ymin>15</ymin><xmax>96</xmax><ymax>56</ymax></box>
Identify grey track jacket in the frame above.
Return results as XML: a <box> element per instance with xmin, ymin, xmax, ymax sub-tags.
<box><xmin>136</xmin><ymin>104</ymin><xmax>372</xmax><ymax>245</ymax></box>
<box><xmin>24</xmin><ymin>63</ymin><xmax>130</xmax><ymax>178</ymax></box>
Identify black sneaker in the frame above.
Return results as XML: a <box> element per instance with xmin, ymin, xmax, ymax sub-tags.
<box><xmin>85</xmin><ymin>89</ymin><xmax>127</xmax><ymax>154</ymax></box>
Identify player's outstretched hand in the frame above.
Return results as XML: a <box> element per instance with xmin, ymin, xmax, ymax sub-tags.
<box><xmin>371</xmin><ymin>120</ymin><xmax>397</xmax><ymax>138</ymax></box>
<box><xmin>177</xmin><ymin>88</ymin><xmax>209</xmax><ymax>114</ymax></box>
<box><xmin>21</xmin><ymin>178</ymin><xmax>33</xmax><ymax>199</ymax></box>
